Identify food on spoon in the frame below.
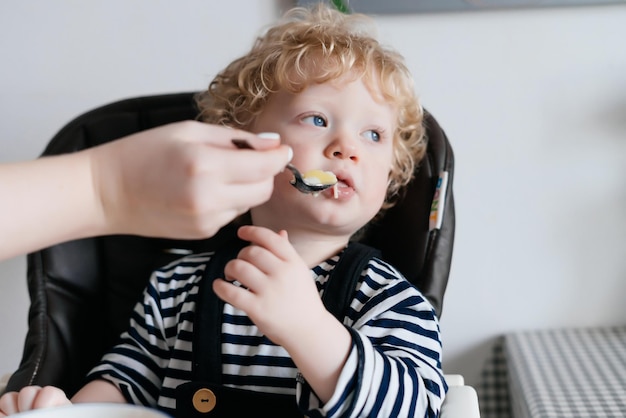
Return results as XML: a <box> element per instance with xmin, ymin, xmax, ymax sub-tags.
<box><xmin>302</xmin><ymin>170</ymin><xmax>337</xmax><ymax>187</ymax></box>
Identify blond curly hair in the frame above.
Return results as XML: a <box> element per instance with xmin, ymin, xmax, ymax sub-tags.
<box><xmin>195</xmin><ymin>4</ymin><xmax>425</xmax><ymax>207</ymax></box>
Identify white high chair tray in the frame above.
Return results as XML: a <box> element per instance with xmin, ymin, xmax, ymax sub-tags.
<box><xmin>12</xmin><ymin>404</ymin><xmax>171</xmax><ymax>418</ymax></box>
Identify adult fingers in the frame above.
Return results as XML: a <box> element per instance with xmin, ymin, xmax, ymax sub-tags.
<box><xmin>188</xmin><ymin>143</ymin><xmax>291</xmax><ymax>185</ymax></box>
<box><xmin>230</xmin><ymin>132</ymin><xmax>282</xmax><ymax>151</ymax></box>
<box><xmin>175</xmin><ymin>122</ymin><xmax>282</xmax><ymax>151</ymax></box>
<box><xmin>181</xmin><ymin>177</ymin><xmax>275</xmax><ymax>218</ymax></box>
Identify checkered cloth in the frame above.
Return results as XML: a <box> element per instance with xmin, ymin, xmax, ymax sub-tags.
<box><xmin>477</xmin><ymin>336</ymin><xmax>513</xmax><ymax>418</ymax></box>
<box><xmin>506</xmin><ymin>326</ymin><xmax>626</xmax><ymax>418</ymax></box>
<box><xmin>479</xmin><ymin>326</ymin><xmax>626</xmax><ymax>418</ymax></box>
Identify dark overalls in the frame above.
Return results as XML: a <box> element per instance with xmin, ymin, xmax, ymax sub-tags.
<box><xmin>174</xmin><ymin>239</ymin><xmax>379</xmax><ymax>417</ymax></box>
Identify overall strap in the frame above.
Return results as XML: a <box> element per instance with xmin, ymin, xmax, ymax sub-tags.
<box><xmin>192</xmin><ymin>238</ymin><xmax>246</xmax><ymax>383</ymax></box>
<box><xmin>322</xmin><ymin>242</ymin><xmax>381</xmax><ymax>321</ymax></box>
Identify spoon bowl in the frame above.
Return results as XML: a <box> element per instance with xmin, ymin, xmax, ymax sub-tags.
<box><xmin>286</xmin><ymin>164</ymin><xmax>337</xmax><ymax>194</ymax></box>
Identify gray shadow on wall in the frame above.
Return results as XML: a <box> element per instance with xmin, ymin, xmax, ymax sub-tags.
<box><xmin>443</xmin><ymin>336</ymin><xmax>499</xmax><ymax>387</ymax></box>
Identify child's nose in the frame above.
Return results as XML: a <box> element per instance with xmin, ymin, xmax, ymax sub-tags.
<box><xmin>325</xmin><ymin>134</ymin><xmax>359</xmax><ymax>162</ymax></box>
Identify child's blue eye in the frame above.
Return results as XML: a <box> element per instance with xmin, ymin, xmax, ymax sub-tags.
<box><xmin>364</xmin><ymin>130</ymin><xmax>381</xmax><ymax>142</ymax></box>
<box><xmin>303</xmin><ymin>115</ymin><xmax>327</xmax><ymax>127</ymax></box>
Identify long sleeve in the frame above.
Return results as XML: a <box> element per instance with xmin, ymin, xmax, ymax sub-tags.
<box><xmin>85</xmin><ymin>253</ymin><xmax>212</xmax><ymax>414</ymax></box>
<box><xmin>297</xmin><ymin>258</ymin><xmax>447</xmax><ymax>417</ymax></box>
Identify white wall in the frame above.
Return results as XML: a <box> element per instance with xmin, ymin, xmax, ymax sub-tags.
<box><xmin>1</xmin><ymin>0</ymin><xmax>625</xmax><ymax>389</ymax></box>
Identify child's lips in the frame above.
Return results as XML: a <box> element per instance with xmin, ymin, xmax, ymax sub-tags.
<box><xmin>324</xmin><ymin>177</ymin><xmax>354</xmax><ymax>199</ymax></box>
<box><xmin>336</xmin><ymin>179</ymin><xmax>351</xmax><ymax>189</ymax></box>
<box><xmin>335</xmin><ymin>172</ymin><xmax>354</xmax><ymax>190</ymax></box>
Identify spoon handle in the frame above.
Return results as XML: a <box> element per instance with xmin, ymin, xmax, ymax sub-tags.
<box><xmin>231</xmin><ymin>138</ymin><xmax>255</xmax><ymax>150</ymax></box>
<box><xmin>231</xmin><ymin>138</ymin><xmax>333</xmax><ymax>194</ymax></box>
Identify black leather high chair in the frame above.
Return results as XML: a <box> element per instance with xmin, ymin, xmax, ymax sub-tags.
<box><xmin>1</xmin><ymin>92</ymin><xmax>475</xmax><ymax>416</ymax></box>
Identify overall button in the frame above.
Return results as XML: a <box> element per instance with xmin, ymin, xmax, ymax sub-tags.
<box><xmin>192</xmin><ymin>388</ymin><xmax>217</xmax><ymax>413</ymax></box>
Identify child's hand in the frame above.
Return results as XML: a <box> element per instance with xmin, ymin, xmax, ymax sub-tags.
<box><xmin>214</xmin><ymin>225</ymin><xmax>353</xmax><ymax>402</ymax></box>
<box><xmin>213</xmin><ymin>225</ymin><xmax>327</xmax><ymax>347</ymax></box>
<box><xmin>0</xmin><ymin>386</ymin><xmax>71</xmax><ymax>416</ymax></box>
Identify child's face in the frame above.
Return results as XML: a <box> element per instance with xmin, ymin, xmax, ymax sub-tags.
<box><xmin>250</xmin><ymin>75</ymin><xmax>397</xmax><ymax>238</ymax></box>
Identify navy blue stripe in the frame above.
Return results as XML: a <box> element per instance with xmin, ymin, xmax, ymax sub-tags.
<box><xmin>406</xmin><ymin>363</ymin><xmax>420</xmax><ymax>417</ymax></box>
<box><xmin>221</xmin><ymin>333</ymin><xmax>274</xmax><ymax>346</ymax></box>
<box><xmin>222</xmin><ymin>354</ymin><xmax>294</xmax><ymax>368</ymax></box>
<box><xmin>97</xmin><ymin>362</ymin><xmax>157</xmax><ymax>404</ymax></box>
<box><xmin>222</xmin><ymin>374</ymin><xmax>294</xmax><ymax>389</ymax></box>
<box><xmin>223</xmin><ymin>313</ymin><xmax>255</xmax><ymax>326</ymax></box>
<box><xmin>107</xmin><ymin>343</ymin><xmax>164</xmax><ymax>380</ymax></box>
<box><xmin>390</xmin><ymin>358</ymin><xmax>406</xmax><ymax>416</ymax></box>
<box><xmin>125</xmin><ymin>327</ymin><xmax>170</xmax><ymax>361</ymax></box>
<box><xmin>371</xmin><ymin>354</ymin><xmax>392</xmax><ymax>414</ymax></box>
<box><xmin>368</xmin><ymin>317</ymin><xmax>440</xmax><ymax>342</ymax></box>
<box><xmin>353</xmin><ymin>280</ymin><xmax>411</xmax><ymax>318</ymax></box>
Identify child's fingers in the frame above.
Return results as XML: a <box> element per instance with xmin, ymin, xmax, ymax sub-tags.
<box><xmin>235</xmin><ymin>244</ymin><xmax>281</xmax><ymax>276</ymax></box>
<box><xmin>212</xmin><ymin>278</ymin><xmax>254</xmax><ymax>311</ymax></box>
<box><xmin>237</xmin><ymin>225</ymin><xmax>293</xmax><ymax>260</ymax></box>
<box><xmin>17</xmin><ymin>386</ymin><xmax>42</xmax><ymax>413</ymax></box>
<box><xmin>224</xmin><ymin>258</ymin><xmax>266</xmax><ymax>292</ymax></box>
<box><xmin>32</xmin><ymin>386</ymin><xmax>70</xmax><ymax>409</ymax></box>
<box><xmin>0</xmin><ymin>392</ymin><xmax>19</xmax><ymax>416</ymax></box>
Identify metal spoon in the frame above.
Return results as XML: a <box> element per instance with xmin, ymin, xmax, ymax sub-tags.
<box><xmin>284</xmin><ymin>164</ymin><xmax>337</xmax><ymax>194</ymax></box>
<box><xmin>232</xmin><ymin>138</ymin><xmax>337</xmax><ymax>194</ymax></box>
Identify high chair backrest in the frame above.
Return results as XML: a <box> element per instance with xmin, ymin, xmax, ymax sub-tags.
<box><xmin>3</xmin><ymin>92</ymin><xmax>455</xmax><ymax>397</ymax></box>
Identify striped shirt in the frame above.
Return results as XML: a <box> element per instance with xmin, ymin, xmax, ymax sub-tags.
<box><xmin>87</xmin><ymin>249</ymin><xmax>447</xmax><ymax>417</ymax></box>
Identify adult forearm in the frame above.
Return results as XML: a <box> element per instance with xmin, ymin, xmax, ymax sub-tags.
<box><xmin>0</xmin><ymin>152</ymin><xmax>103</xmax><ymax>261</ymax></box>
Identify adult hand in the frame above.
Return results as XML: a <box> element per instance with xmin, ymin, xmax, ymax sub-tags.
<box><xmin>92</xmin><ymin>122</ymin><xmax>291</xmax><ymax>239</ymax></box>
<box><xmin>0</xmin><ymin>386</ymin><xmax>70</xmax><ymax>417</ymax></box>
<box><xmin>0</xmin><ymin>122</ymin><xmax>291</xmax><ymax>261</ymax></box>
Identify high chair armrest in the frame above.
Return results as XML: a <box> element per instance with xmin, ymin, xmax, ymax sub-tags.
<box><xmin>444</xmin><ymin>373</ymin><xmax>465</xmax><ymax>386</ymax></box>
<box><xmin>440</xmin><ymin>375</ymin><xmax>481</xmax><ymax>418</ymax></box>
